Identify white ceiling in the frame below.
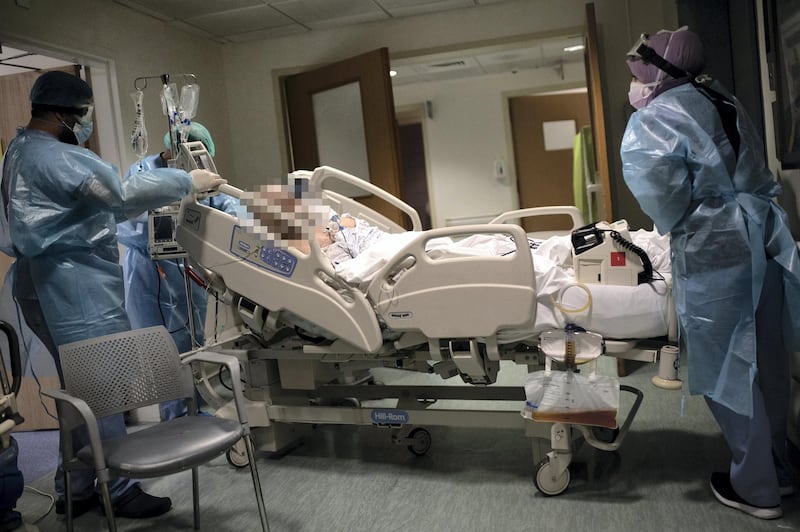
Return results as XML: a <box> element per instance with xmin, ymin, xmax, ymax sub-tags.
<box><xmin>0</xmin><ymin>45</ymin><xmax>74</xmax><ymax>77</ymax></box>
<box><xmin>0</xmin><ymin>0</ymin><xmax>585</xmax><ymax>84</ymax></box>
<box><xmin>111</xmin><ymin>0</ymin><xmax>515</xmax><ymax>43</ymax></box>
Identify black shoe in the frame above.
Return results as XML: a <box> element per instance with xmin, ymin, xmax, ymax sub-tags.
<box><xmin>0</xmin><ymin>510</ymin><xmax>22</xmax><ymax>531</ymax></box>
<box><xmin>105</xmin><ymin>485</ymin><xmax>172</xmax><ymax>519</ymax></box>
<box><xmin>55</xmin><ymin>495</ymin><xmax>100</xmax><ymax>518</ymax></box>
<box><xmin>710</xmin><ymin>472</ymin><xmax>782</xmax><ymax>519</ymax></box>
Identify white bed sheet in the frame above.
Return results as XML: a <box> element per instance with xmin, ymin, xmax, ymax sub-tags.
<box><xmin>332</xmin><ymin>229</ymin><xmax>673</xmax><ymax>341</ymax></box>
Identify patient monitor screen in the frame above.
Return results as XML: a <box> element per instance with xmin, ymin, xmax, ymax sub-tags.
<box><xmin>152</xmin><ymin>214</ymin><xmax>175</xmax><ymax>243</ymax></box>
<box><xmin>148</xmin><ymin>210</ymin><xmax>186</xmax><ymax>259</ymax></box>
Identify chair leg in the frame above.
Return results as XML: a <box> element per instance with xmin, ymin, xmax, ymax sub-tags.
<box><xmin>244</xmin><ymin>434</ymin><xmax>271</xmax><ymax>532</ymax></box>
<box><xmin>99</xmin><ymin>481</ymin><xmax>117</xmax><ymax>532</ymax></box>
<box><xmin>65</xmin><ymin>469</ymin><xmax>73</xmax><ymax>532</ymax></box>
<box><xmin>192</xmin><ymin>466</ymin><xmax>200</xmax><ymax>530</ymax></box>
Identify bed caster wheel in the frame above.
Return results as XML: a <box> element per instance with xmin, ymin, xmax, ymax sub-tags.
<box><xmin>407</xmin><ymin>428</ymin><xmax>432</xmax><ymax>456</ymax></box>
<box><xmin>533</xmin><ymin>457</ymin><xmax>570</xmax><ymax>496</ymax></box>
<box><xmin>591</xmin><ymin>426</ymin><xmax>619</xmax><ymax>444</ymax></box>
<box><xmin>226</xmin><ymin>439</ymin><xmax>249</xmax><ymax>469</ymax></box>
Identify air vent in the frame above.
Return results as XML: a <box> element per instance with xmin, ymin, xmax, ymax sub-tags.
<box><xmin>429</xmin><ymin>60</ymin><xmax>467</xmax><ymax>68</ymax></box>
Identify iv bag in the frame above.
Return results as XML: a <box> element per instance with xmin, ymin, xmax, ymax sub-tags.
<box><xmin>160</xmin><ymin>82</ymin><xmax>178</xmax><ymax>120</ymax></box>
<box><xmin>130</xmin><ymin>90</ymin><xmax>148</xmax><ymax>162</ymax></box>
<box><xmin>179</xmin><ymin>84</ymin><xmax>199</xmax><ymax>120</ymax></box>
<box><xmin>161</xmin><ymin>82</ymin><xmax>179</xmax><ymax>155</ymax></box>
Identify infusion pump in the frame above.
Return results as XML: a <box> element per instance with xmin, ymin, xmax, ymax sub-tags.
<box><xmin>148</xmin><ymin>141</ymin><xmax>217</xmax><ymax>259</ymax></box>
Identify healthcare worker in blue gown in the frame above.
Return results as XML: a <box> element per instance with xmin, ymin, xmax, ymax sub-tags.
<box><xmin>621</xmin><ymin>28</ymin><xmax>800</xmax><ymax>520</ymax></box>
<box><xmin>118</xmin><ymin>123</ymin><xmax>238</xmax><ymax>420</ymax></box>
<box><xmin>0</xmin><ymin>71</ymin><xmax>226</xmax><ymax>520</ymax></box>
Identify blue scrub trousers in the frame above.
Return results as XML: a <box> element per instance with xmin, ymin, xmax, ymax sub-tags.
<box><xmin>705</xmin><ymin>259</ymin><xmax>793</xmax><ymax>508</ymax></box>
<box><xmin>14</xmin><ymin>262</ymin><xmax>136</xmax><ymax>502</ymax></box>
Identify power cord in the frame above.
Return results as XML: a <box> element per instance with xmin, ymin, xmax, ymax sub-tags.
<box><xmin>22</xmin><ymin>485</ymin><xmax>54</xmax><ymax>524</ymax></box>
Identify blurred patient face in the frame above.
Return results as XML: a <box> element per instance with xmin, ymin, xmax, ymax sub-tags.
<box><xmin>239</xmin><ymin>183</ymin><xmax>328</xmax><ymax>250</ymax></box>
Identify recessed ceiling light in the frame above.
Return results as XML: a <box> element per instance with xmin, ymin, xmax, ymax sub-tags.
<box><xmin>389</xmin><ymin>70</ymin><xmax>397</xmax><ymax>77</ymax></box>
<box><xmin>563</xmin><ymin>45</ymin><xmax>584</xmax><ymax>52</ymax></box>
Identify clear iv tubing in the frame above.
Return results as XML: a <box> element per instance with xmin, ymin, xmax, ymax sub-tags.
<box><xmin>551</xmin><ymin>282</ymin><xmax>593</xmax><ymax>314</ymax></box>
<box><xmin>130</xmin><ymin>90</ymin><xmax>148</xmax><ymax>168</ymax></box>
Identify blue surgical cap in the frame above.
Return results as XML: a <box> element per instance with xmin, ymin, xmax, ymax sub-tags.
<box><xmin>163</xmin><ymin>122</ymin><xmax>215</xmax><ymax>158</ymax></box>
<box><xmin>30</xmin><ymin>71</ymin><xmax>93</xmax><ymax>109</ymax></box>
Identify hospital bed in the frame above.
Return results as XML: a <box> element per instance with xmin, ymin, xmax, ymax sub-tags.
<box><xmin>175</xmin><ymin>166</ymin><xmax>671</xmax><ymax>495</ymax></box>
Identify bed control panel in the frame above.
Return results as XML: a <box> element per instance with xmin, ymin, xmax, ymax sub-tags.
<box><xmin>229</xmin><ymin>226</ymin><xmax>298</xmax><ymax>278</ymax></box>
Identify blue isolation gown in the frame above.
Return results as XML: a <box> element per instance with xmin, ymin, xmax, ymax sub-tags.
<box><xmin>621</xmin><ymin>82</ymin><xmax>800</xmax><ymax>417</ymax></box>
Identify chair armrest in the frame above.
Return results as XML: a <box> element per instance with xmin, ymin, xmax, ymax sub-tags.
<box><xmin>41</xmin><ymin>389</ymin><xmax>108</xmax><ymax>472</ymax></box>
<box><xmin>181</xmin><ymin>352</ymin><xmax>250</xmax><ymax>430</ymax></box>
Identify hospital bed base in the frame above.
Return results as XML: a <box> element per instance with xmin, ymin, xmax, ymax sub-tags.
<box><xmin>218</xmin><ymin>374</ymin><xmax>642</xmax><ymax>498</ymax></box>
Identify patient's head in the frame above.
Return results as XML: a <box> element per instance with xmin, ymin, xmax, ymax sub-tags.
<box><xmin>238</xmin><ymin>176</ymin><xmax>329</xmax><ymax>250</ymax></box>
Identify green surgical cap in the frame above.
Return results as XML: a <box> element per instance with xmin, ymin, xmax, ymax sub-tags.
<box><xmin>30</xmin><ymin>71</ymin><xmax>93</xmax><ymax>109</ymax></box>
<box><xmin>163</xmin><ymin>122</ymin><xmax>215</xmax><ymax>158</ymax></box>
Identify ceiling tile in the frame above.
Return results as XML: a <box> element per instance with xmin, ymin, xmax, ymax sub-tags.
<box><xmin>377</xmin><ymin>0</ymin><xmax>474</xmax><ymax>17</ymax></box>
<box><xmin>7</xmin><ymin>55</ymin><xmax>75</xmax><ymax>70</ymax></box>
<box><xmin>0</xmin><ymin>45</ymin><xmax>73</xmax><ymax>77</ymax></box>
<box><xmin>224</xmin><ymin>25</ymin><xmax>309</xmax><ymax>43</ymax></box>
<box><xmin>113</xmin><ymin>0</ymin><xmax>266</xmax><ymax>21</ymax></box>
<box><xmin>0</xmin><ymin>65</ymin><xmax>33</xmax><ymax>76</ymax></box>
<box><xmin>165</xmin><ymin>20</ymin><xmax>230</xmax><ymax>43</ymax></box>
<box><xmin>0</xmin><ymin>46</ymin><xmax>30</xmax><ymax>60</ymax></box>
<box><xmin>186</xmin><ymin>4</ymin><xmax>296</xmax><ymax>35</ymax></box>
<box><xmin>271</xmin><ymin>0</ymin><xmax>387</xmax><ymax>27</ymax></box>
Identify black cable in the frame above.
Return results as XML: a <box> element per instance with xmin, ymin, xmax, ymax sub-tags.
<box><xmin>218</xmin><ymin>364</ymin><xmax>233</xmax><ymax>391</ymax></box>
<box><xmin>153</xmin><ymin>260</ymin><xmax>169</xmax><ymax>329</ymax></box>
<box><xmin>609</xmin><ymin>230</ymin><xmax>654</xmax><ymax>284</ymax></box>
<box><xmin>295</xmin><ymin>326</ymin><xmax>326</xmax><ymax>343</ymax></box>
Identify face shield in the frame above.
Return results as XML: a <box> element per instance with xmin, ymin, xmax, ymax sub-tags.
<box><xmin>62</xmin><ymin>103</ymin><xmax>94</xmax><ymax>145</ymax></box>
<box><xmin>626</xmin><ymin>30</ymin><xmax>692</xmax><ymax>82</ymax></box>
<box><xmin>626</xmin><ymin>33</ymin><xmax>652</xmax><ymax>62</ymax></box>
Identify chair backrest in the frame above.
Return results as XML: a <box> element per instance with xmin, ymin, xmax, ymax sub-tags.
<box><xmin>58</xmin><ymin>326</ymin><xmax>195</xmax><ymax>418</ymax></box>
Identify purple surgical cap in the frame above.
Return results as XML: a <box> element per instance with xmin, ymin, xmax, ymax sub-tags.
<box><xmin>627</xmin><ymin>28</ymin><xmax>705</xmax><ymax>84</ymax></box>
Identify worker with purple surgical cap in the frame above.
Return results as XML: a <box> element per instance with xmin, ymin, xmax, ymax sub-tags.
<box><xmin>621</xmin><ymin>27</ymin><xmax>800</xmax><ymax>519</ymax></box>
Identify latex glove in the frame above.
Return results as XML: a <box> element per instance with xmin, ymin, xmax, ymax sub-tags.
<box><xmin>190</xmin><ymin>169</ymin><xmax>227</xmax><ymax>192</ymax></box>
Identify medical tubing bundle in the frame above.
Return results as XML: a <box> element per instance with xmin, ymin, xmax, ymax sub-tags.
<box><xmin>132</xmin><ymin>73</ymin><xmax>198</xmax><ymax>161</ymax></box>
<box><xmin>550</xmin><ymin>282</ymin><xmax>593</xmax><ymax>315</ymax></box>
<box><xmin>130</xmin><ymin>89</ymin><xmax>148</xmax><ymax>170</ymax></box>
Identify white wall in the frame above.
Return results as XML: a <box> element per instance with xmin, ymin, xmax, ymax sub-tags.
<box><xmin>394</xmin><ymin>62</ymin><xmax>585</xmax><ymax>228</ymax></box>
<box><xmin>221</xmin><ymin>0</ymin><xmax>678</xmax><ymax>222</ymax></box>
<box><xmin>0</xmin><ymin>0</ymin><xmax>678</xmax><ymax>222</ymax></box>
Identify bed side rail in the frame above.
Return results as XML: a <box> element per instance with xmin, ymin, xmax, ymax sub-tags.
<box><xmin>311</xmin><ymin>166</ymin><xmax>423</xmax><ymax>232</ymax></box>
<box><xmin>366</xmin><ymin>224</ymin><xmax>536</xmax><ymax>338</ymax></box>
<box><xmin>490</xmin><ymin>206</ymin><xmax>585</xmax><ymax>237</ymax></box>
<box><xmin>176</xmin><ymin>196</ymin><xmax>383</xmax><ymax>353</ymax></box>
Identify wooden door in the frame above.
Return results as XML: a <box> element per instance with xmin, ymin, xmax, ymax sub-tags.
<box><xmin>510</xmin><ymin>92</ymin><xmax>591</xmax><ymax>233</ymax></box>
<box><xmin>282</xmin><ymin>48</ymin><xmax>405</xmax><ymax>226</ymax></box>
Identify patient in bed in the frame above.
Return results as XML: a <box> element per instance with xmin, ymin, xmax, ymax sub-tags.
<box><xmin>238</xmin><ymin>181</ymin><xmax>670</xmax><ymax>284</ymax></box>
<box><xmin>238</xmin><ymin>182</ymin><xmax>673</xmax><ymax>339</ymax></box>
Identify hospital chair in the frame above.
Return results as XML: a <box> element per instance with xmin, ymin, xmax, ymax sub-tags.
<box><xmin>43</xmin><ymin>326</ymin><xmax>270</xmax><ymax>532</ymax></box>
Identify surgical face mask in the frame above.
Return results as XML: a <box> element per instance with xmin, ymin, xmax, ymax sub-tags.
<box><xmin>72</xmin><ymin>104</ymin><xmax>94</xmax><ymax>144</ymax></box>
<box><xmin>628</xmin><ymin>79</ymin><xmax>658</xmax><ymax>109</ymax></box>
<box><xmin>71</xmin><ymin>117</ymin><xmax>94</xmax><ymax>144</ymax></box>
<box><xmin>60</xmin><ymin>105</ymin><xmax>94</xmax><ymax>144</ymax></box>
